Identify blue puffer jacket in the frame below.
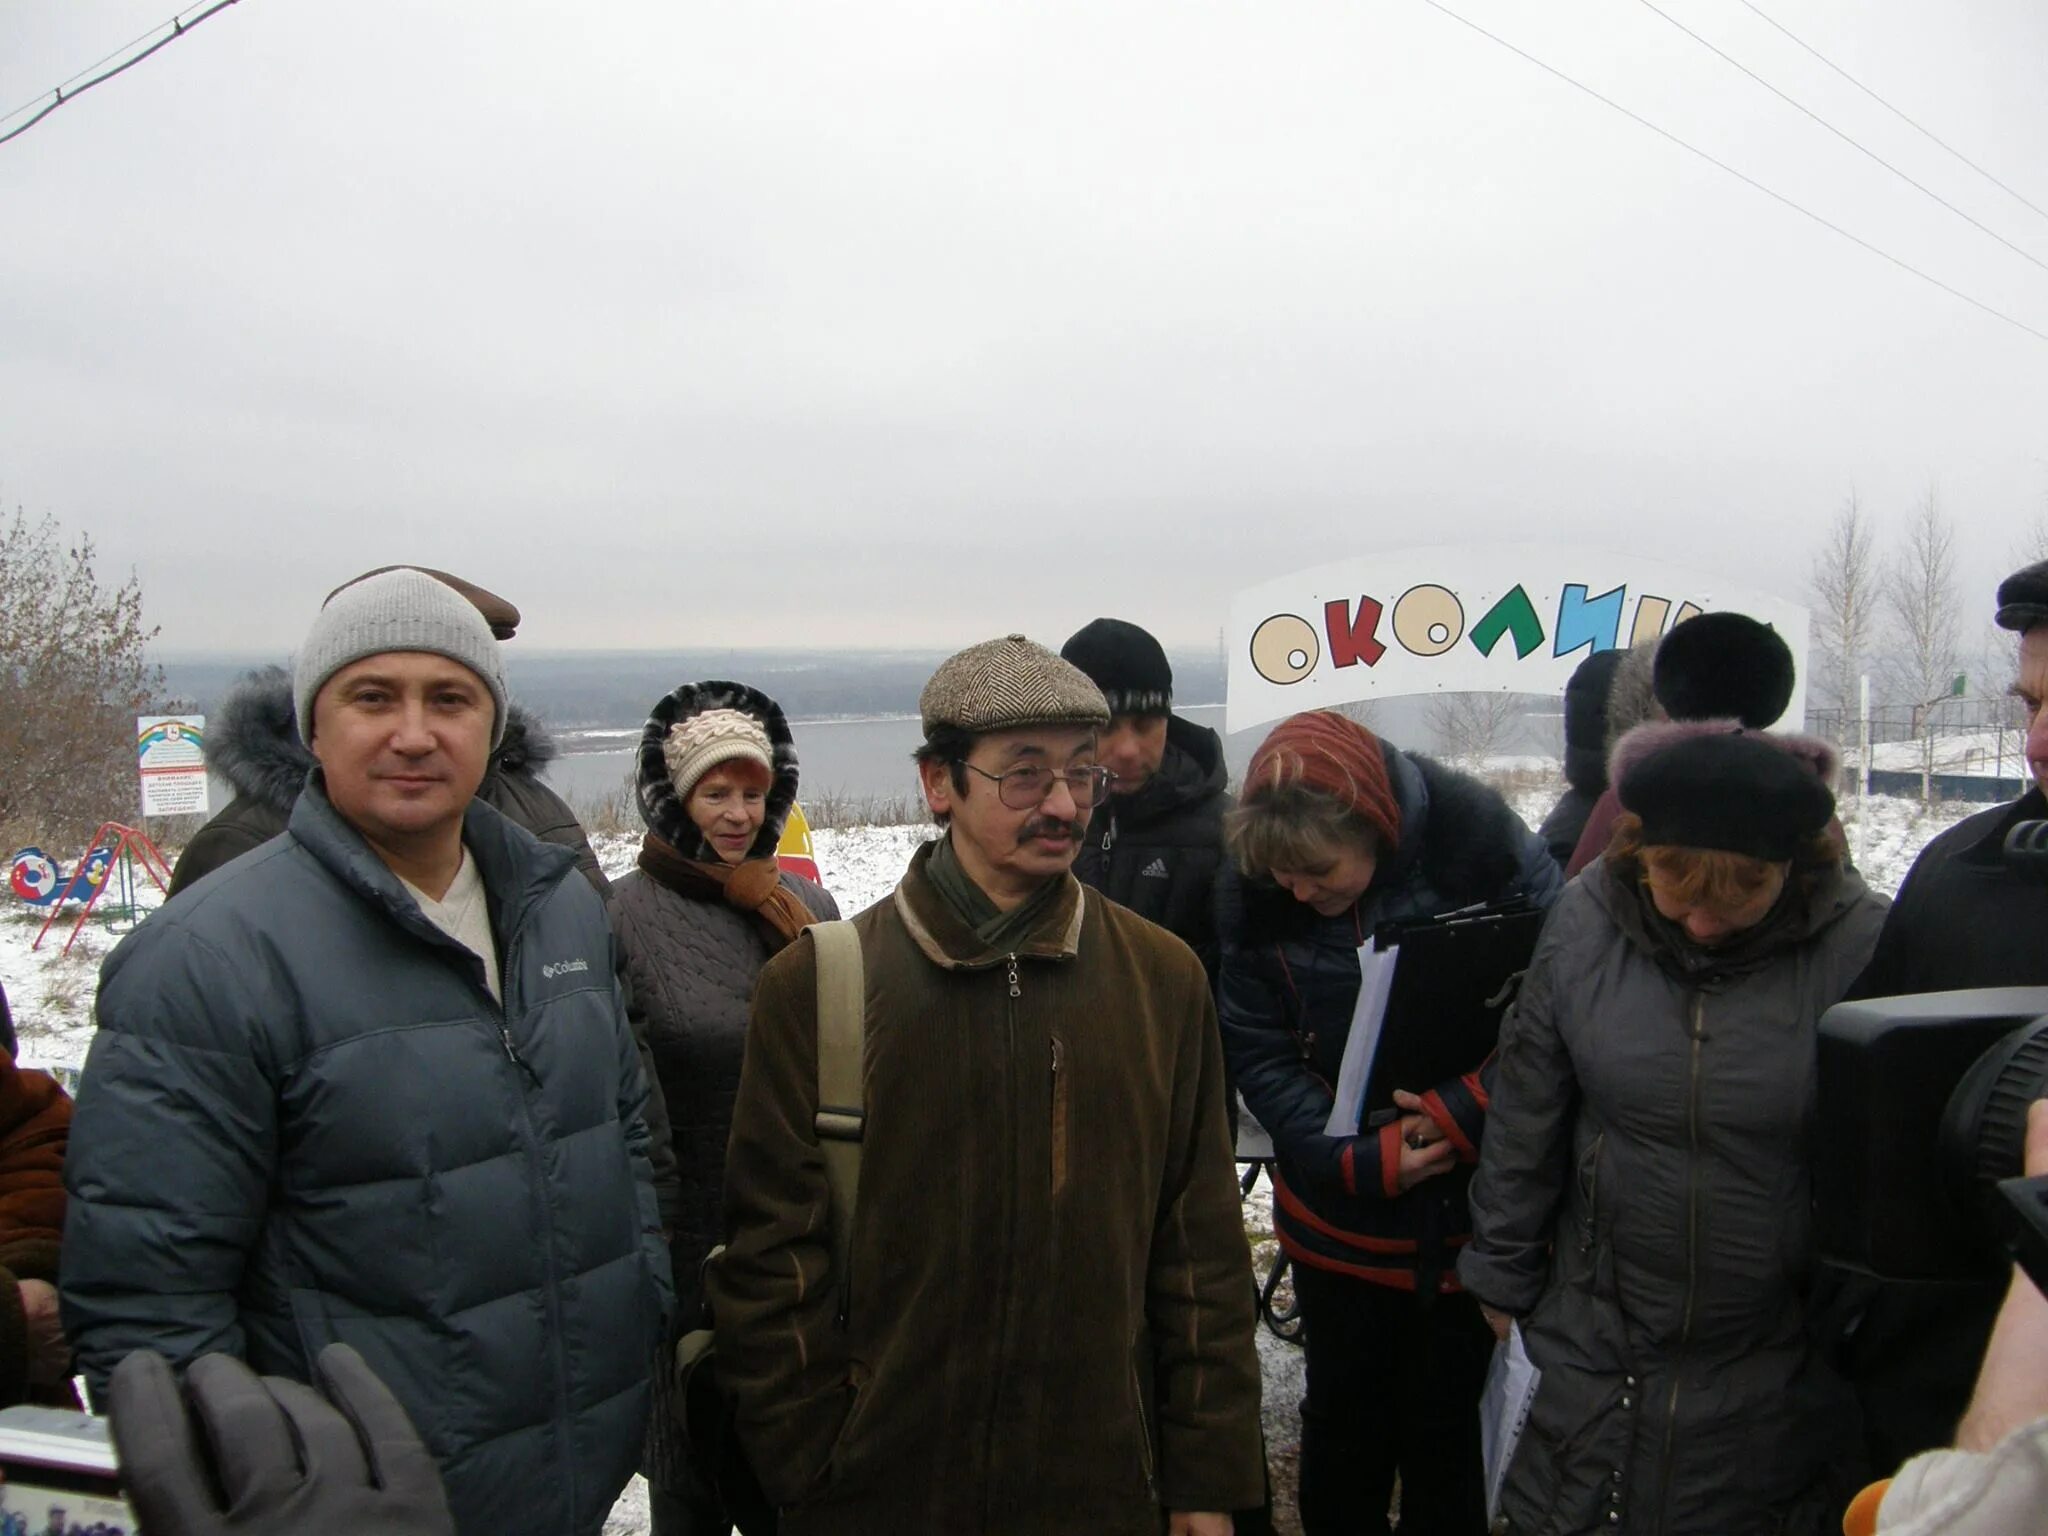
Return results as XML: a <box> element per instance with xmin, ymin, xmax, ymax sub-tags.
<box><xmin>1218</xmin><ymin>744</ymin><xmax>1562</xmax><ymax>1289</ymax></box>
<box><xmin>61</xmin><ymin>778</ymin><xmax>673</xmax><ymax>1536</ymax></box>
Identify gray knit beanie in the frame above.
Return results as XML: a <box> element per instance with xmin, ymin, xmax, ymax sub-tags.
<box><xmin>294</xmin><ymin>568</ymin><xmax>509</xmax><ymax>749</ymax></box>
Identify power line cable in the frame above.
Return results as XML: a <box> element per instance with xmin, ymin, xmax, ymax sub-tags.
<box><xmin>0</xmin><ymin>0</ymin><xmax>242</xmax><ymax>150</ymax></box>
<box><xmin>1409</xmin><ymin>0</ymin><xmax>2048</xmax><ymax>347</ymax></box>
<box><xmin>1</xmin><ymin>0</ymin><xmax>211</xmax><ymax>123</ymax></box>
<box><xmin>1630</xmin><ymin>0</ymin><xmax>2048</xmax><ymax>278</ymax></box>
<box><xmin>1737</xmin><ymin>0</ymin><xmax>2048</xmax><ymax>226</ymax></box>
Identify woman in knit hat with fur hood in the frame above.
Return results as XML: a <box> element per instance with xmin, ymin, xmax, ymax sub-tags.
<box><xmin>1461</xmin><ymin>726</ymin><xmax>1888</xmax><ymax>1535</ymax></box>
<box><xmin>1216</xmin><ymin>710</ymin><xmax>1563</xmax><ymax>1536</ymax></box>
<box><xmin>609</xmin><ymin>682</ymin><xmax>838</xmax><ymax>1536</ymax></box>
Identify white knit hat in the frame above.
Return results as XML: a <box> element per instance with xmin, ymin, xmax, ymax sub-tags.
<box><xmin>294</xmin><ymin>568</ymin><xmax>509</xmax><ymax>749</ymax></box>
<box><xmin>662</xmin><ymin>709</ymin><xmax>774</xmax><ymax>801</ymax></box>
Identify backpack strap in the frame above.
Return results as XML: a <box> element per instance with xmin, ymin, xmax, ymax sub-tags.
<box><xmin>809</xmin><ymin>919</ymin><xmax>866</xmax><ymax>1327</ymax></box>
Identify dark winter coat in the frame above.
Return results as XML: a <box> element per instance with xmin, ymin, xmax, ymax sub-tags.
<box><xmin>1848</xmin><ymin>784</ymin><xmax>2048</xmax><ymax>998</ymax></box>
<box><xmin>709</xmin><ymin>841</ymin><xmax>1265</xmax><ymax>1532</ymax></box>
<box><xmin>1072</xmin><ymin>715</ymin><xmax>1230</xmax><ymax>979</ymax></box>
<box><xmin>1818</xmin><ymin>784</ymin><xmax>2048</xmax><ymax>1474</ymax></box>
<box><xmin>614</xmin><ymin>681</ymin><xmax>840</xmax><ymax>1493</ymax></box>
<box><xmin>168</xmin><ymin>664</ymin><xmax>608</xmax><ymax>898</ymax></box>
<box><xmin>1217</xmin><ymin>745</ymin><xmax>1563</xmax><ymax>1289</ymax></box>
<box><xmin>61</xmin><ymin>779</ymin><xmax>673</xmax><ymax>1536</ymax></box>
<box><xmin>1458</xmin><ymin>854</ymin><xmax>1887</xmax><ymax>1536</ymax></box>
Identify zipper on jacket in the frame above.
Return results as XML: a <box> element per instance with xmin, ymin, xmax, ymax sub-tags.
<box><xmin>982</xmin><ymin>957</ymin><xmax>1024</xmax><ymax>1527</ymax></box>
<box><xmin>1050</xmin><ymin>1036</ymin><xmax>1068</xmax><ymax>1198</ymax></box>
<box><xmin>1654</xmin><ymin>993</ymin><xmax>1710</xmax><ymax>1536</ymax></box>
<box><xmin>497</xmin><ymin>1021</ymin><xmax>541</xmax><ymax>1090</ymax></box>
<box><xmin>500</xmin><ymin>930</ymin><xmax>582</xmax><ymax>1525</ymax></box>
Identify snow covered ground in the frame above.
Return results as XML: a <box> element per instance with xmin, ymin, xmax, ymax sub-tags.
<box><xmin>0</xmin><ymin>785</ymin><xmax>2001</xmax><ymax>1533</ymax></box>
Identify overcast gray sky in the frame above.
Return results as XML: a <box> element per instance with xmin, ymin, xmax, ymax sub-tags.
<box><xmin>3</xmin><ymin>0</ymin><xmax>2044</xmax><ymax>656</ymax></box>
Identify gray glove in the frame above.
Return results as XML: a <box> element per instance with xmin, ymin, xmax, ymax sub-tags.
<box><xmin>107</xmin><ymin>1344</ymin><xmax>455</xmax><ymax>1536</ymax></box>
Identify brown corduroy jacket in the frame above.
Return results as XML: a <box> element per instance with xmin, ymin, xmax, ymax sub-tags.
<box><xmin>709</xmin><ymin>841</ymin><xmax>1264</xmax><ymax>1534</ymax></box>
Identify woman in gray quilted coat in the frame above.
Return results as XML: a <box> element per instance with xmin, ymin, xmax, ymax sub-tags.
<box><xmin>1460</xmin><ymin>725</ymin><xmax>1887</xmax><ymax>1536</ymax></box>
<box><xmin>613</xmin><ymin>682</ymin><xmax>839</xmax><ymax>1536</ymax></box>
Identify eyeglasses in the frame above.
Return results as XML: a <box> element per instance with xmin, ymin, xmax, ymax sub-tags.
<box><xmin>961</xmin><ymin>762</ymin><xmax>1117</xmax><ymax>810</ymax></box>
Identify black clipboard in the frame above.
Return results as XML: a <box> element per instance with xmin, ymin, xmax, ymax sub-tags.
<box><xmin>1351</xmin><ymin>900</ymin><xmax>1546</xmax><ymax>1133</ymax></box>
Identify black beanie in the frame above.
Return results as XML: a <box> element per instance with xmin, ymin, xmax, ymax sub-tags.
<box><xmin>1619</xmin><ymin>731</ymin><xmax>1834</xmax><ymax>861</ymax></box>
<box><xmin>1061</xmin><ymin>618</ymin><xmax>1173</xmax><ymax>717</ymax></box>
<box><xmin>1562</xmin><ymin>649</ymin><xmax>1626</xmax><ymax>795</ymax></box>
<box><xmin>1652</xmin><ymin>612</ymin><xmax>1796</xmax><ymax>729</ymax></box>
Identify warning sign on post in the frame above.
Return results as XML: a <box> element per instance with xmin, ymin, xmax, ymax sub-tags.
<box><xmin>137</xmin><ymin>715</ymin><xmax>210</xmax><ymax>819</ymax></box>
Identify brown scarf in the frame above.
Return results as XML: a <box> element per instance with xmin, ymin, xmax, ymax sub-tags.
<box><xmin>637</xmin><ymin>834</ymin><xmax>815</xmax><ymax>950</ymax></box>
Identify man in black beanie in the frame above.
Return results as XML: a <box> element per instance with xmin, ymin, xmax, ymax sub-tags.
<box><xmin>1060</xmin><ymin>618</ymin><xmax>1231</xmax><ymax>982</ymax></box>
<box><xmin>1537</xmin><ymin>648</ymin><xmax>1625</xmax><ymax>868</ymax></box>
<box><xmin>1821</xmin><ymin>557</ymin><xmax>2048</xmax><ymax>1476</ymax></box>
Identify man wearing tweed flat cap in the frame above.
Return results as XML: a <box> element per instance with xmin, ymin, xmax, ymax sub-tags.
<box><xmin>712</xmin><ymin>635</ymin><xmax>1264</xmax><ymax>1535</ymax></box>
<box><xmin>62</xmin><ymin>569</ymin><xmax>673</xmax><ymax>1536</ymax></box>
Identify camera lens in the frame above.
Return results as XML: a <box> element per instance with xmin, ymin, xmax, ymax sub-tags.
<box><xmin>1939</xmin><ymin>1015</ymin><xmax>2048</xmax><ymax>1264</ymax></box>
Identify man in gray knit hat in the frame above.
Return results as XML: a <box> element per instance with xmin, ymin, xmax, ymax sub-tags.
<box><xmin>712</xmin><ymin>635</ymin><xmax>1264</xmax><ymax>1536</ymax></box>
<box><xmin>63</xmin><ymin>568</ymin><xmax>673</xmax><ymax>1536</ymax></box>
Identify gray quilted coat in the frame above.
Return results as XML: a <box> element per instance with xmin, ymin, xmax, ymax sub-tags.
<box><xmin>61</xmin><ymin>780</ymin><xmax>673</xmax><ymax>1536</ymax></box>
<box><xmin>618</xmin><ymin>679</ymin><xmax>840</xmax><ymax>1492</ymax></box>
<box><xmin>1459</xmin><ymin>856</ymin><xmax>1886</xmax><ymax>1536</ymax></box>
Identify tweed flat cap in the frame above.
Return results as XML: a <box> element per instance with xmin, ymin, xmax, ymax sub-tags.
<box><xmin>1995</xmin><ymin>558</ymin><xmax>2048</xmax><ymax>633</ymax></box>
<box><xmin>920</xmin><ymin>634</ymin><xmax>1110</xmax><ymax>738</ymax></box>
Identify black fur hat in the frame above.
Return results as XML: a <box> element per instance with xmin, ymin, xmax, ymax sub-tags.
<box><xmin>1619</xmin><ymin>730</ymin><xmax>1833</xmax><ymax>861</ymax></box>
<box><xmin>1651</xmin><ymin>612</ymin><xmax>1795</xmax><ymax>729</ymax></box>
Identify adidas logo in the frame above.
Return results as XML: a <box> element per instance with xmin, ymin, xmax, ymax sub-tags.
<box><xmin>1139</xmin><ymin>858</ymin><xmax>1170</xmax><ymax>879</ymax></box>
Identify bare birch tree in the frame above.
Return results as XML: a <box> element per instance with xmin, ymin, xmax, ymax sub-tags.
<box><xmin>1808</xmin><ymin>491</ymin><xmax>1879</xmax><ymax>752</ymax></box>
<box><xmin>1424</xmin><ymin>690</ymin><xmax>1524</xmax><ymax>773</ymax></box>
<box><xmin>0</xmin><ymin>507</ymin><xmax>167</xmax><ymax>848</ymax></box>
<box><xmin>2013</xmin><ymin>510</ymin><xmax>2048</xmax><ymax>566</ymax></box>
<box><xmin>1884</xmin><ymin>491</ymin><xmax>1964</xmax><ymax>803</ymax></box>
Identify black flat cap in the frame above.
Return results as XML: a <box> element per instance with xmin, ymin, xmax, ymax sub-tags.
<box><xmin>1652</xmin><ymin>612</ymin><xmax>1795</xmax><ymax>729</ymax></box>
<box><xmin>1618</xmin><ymin>730</ymin><xmax>1834</xmax><ymax>861</ymax></box>
<box><xmin>1995</xmin><ymin>559</ymin><xmax>2048</xmax><ymax>634</ymax></box>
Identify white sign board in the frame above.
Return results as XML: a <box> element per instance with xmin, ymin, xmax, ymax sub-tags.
<box><xmin>137</xmin><ymin>715</ymin><xmax>210</xmax><ymax>818</ymax></box>
<box><xmin>1227</xmin><ymin>545</ymin><xmax>1810</xmax><ymax>734</ymax></box>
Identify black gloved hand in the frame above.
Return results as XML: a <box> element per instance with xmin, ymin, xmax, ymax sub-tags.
<box><xmin>107</xmin><ymin>1343</ymin><xmax>455</xmax><ymax>1536</ymax></box>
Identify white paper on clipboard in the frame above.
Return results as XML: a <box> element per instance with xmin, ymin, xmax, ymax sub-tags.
<box><xmin>1323</xmin><ymin>939</ymin><xmax>1401</xmax><ymax>1136</ymax></box>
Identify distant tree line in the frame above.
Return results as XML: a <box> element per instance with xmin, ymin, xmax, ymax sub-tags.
<box><xmin>1808</xmin><ymin>490</ymin><xmax>2045</xmax><ymax>801</ymax></box>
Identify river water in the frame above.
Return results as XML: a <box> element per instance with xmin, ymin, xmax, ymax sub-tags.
<box><xmin>541</xmin><ymin>705</ymin><xmax>1245</xmax><ymax>806</ymax></box>
<box><xmin>537</xmin><ymin>695</ymin><xmax>1485</xmax><ymax>808</ymax></box>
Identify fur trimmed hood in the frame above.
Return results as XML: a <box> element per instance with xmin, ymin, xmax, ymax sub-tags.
<box><xmin>1602</xmin><ymin>641</ymin><xmax>1663</xmax><ymax>757</ymax></box>
<box><xmin>634</xmin><ymin>681</ymin><xmax>799</xmax><ymax>860</ymax></box>
<box><xmin>207</xmin><ymin>666</ymin><xmax>313</xmax><ymax>811</ymax></box>
<box><xmin>1608</xmin><ymin>717</ymin><xmax>1840</xmax><ymax>795</ymax></box>
<box><xmin>206</xmin><ymin>664</ymin><xmax>560</xmax><ymax>812</ymax></box>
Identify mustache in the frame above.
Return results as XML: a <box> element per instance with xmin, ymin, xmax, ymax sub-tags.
<box><xmin>1017</xmin><ymin>816</ymin><xmax>1086</xmax><ymax>846</ymax></box>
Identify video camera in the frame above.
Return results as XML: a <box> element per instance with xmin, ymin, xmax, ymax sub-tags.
<box><xmin>1815</xmin><ymin>818</ymin><xmax>2048</xmax><ymax>1290</ymax></box>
